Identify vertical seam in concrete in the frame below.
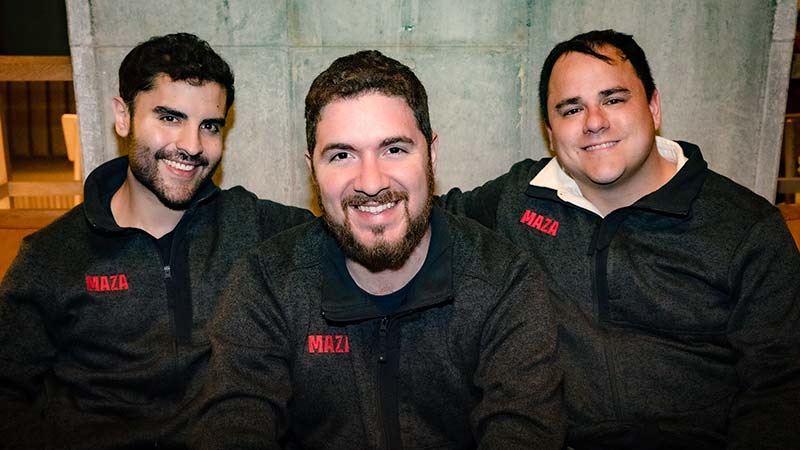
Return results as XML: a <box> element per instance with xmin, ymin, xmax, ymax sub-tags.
<box><xmin>755</xmin><ymin>0</ymin><xmax>796</xmax><ymax>201</ymax></box>
<box><xmin>66</xmin><ymin>0</ymin><xmax>101</xmax><ymax>180</ymax></box>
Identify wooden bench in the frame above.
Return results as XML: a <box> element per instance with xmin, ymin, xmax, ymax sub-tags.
<box><xmin>0</xmin><ymin>209</ymin><xmax>65</xmax><ymax>280</ymax></box>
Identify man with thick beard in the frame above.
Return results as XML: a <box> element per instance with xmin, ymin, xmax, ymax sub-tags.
<box><xmin>191</xmin><ymin>50</ymin><xmax>565</xmax><ymax>450</ymax></box>
<box><xmin>0</xmin><ymin>33</ymin><xmax>311</xmax><ymax>449</ymax></box>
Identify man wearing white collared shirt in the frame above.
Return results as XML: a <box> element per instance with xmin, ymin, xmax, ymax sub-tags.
<box><xmin>439</xmin><ymin>29</ymin><xmax>800</xmax><ymax>450</ymax></box>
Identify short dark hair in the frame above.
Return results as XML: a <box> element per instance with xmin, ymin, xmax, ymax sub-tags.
<box><xmin>118</xmin><ymin>32</ymin><xmax>235</xmax><ymax>114</ymax></box>
<box><xmin>538</xmin><ymin>29</ymin><xmax>655</xmax><ymax>127</ymax></box>
<box><xmin>304</xmin><ymin>50</ymin><xmax>432</xmax><ymax>155</ymax></box>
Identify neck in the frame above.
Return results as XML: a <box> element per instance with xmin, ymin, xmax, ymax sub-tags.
<box><xmin>110</xmin><ymin>169</ymin><xmax>185</xmax><ymax>238</ymax></box>
<box><xmin>345</xmin><ymin>227</ymin><xmax>432</xmax><ymax>296</ymax></box>
<box><xmin>580</xmin><ymin>143</ymin><xmax>676</xmax><ymax>216</ymax></box>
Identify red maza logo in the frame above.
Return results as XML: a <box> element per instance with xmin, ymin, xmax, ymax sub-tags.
<box><xmin>85</xmin><ymin>274</ymin><xmax>129</xmax><ymax>292</ymax></box>
<box><xmin>308</xmin><ymin>335</ymin><xmax>350</xmax><ymax>353</ymax></box>
<box><xmin>519</xmin><ymin>209</ymin><xmax>559</xmax><ymax>236</ymax></box>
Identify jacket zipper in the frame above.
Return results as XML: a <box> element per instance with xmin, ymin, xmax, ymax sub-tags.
<box><xmin>590</xmin><ymin>219</ymin><xmax>624</xmax><ymax>421</ymax></box>
<box><xmin>163</xmin><ymin>264</ymin><xmax>178</xmax><ymax>360</ymax></box>
<box><xmin>377</xmin><ymin>315</ymin><xmax>401</xmax><ymax>450</ymax></box>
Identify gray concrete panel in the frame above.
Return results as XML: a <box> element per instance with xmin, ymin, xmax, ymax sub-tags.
<box><xmin>89</xmin><ymin>0</ymin><xmax>287</xmax><ymax>47</ymax></box>
<box><xmin>289</xmin><ymin>0</ymin><xmax>529</xmax><ymax>46</ymax></box>
<box><xmin>66</xmin><ymin>0</ymin><xmax>795</xmax><ymax>205</ymax></box>
<box><xmin>214</xmin><ymin>48</ymin><xmax>295</xmax><ymax>205</ymax></box>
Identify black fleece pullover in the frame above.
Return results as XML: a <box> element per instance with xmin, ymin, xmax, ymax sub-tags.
<box><xmin>0</xmin><ymin>156</ymin><xmax>312</xmax><ymax>450</ymax></box>
<box><xmin>438</xmin><ymin>141</ymin><xmax>800</xmax><ymax>450</ymax></box>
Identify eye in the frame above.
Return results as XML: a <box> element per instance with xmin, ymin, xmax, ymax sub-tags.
<box><xmin>562</xmin><ymin>107</ymin><xmax>582</xmax><ymax>117</ymax></box>
<box><xmin>328</xmin><ymin>151</ymin><xmax>351</xmax><ymax>162</ymax></box>
<box><xmin>386</xmin><ymin>146</ymin><xmax>407</xmax><ymax>156</ymax></box>
<box><xmin>160</xmin><ymin>115</ymin><xmax>180</xmax><ymax>123</ymax></box>
<box><xmin>201</xmin><ymin>122</ymin><xmax>222</xmax><ymax>134</ymax></box>
<box><xmin>605</xmin><ymin>97</ymin><xmax>625</xmax><ymax>106</ymax></box>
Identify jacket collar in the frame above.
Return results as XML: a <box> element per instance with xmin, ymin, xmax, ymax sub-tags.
<box><xmin>82</xmin><ymin>156</ymin><xmax>220</xmax><ymax>233</ymax></box>
<box><xmin>320</xmin><ymin>206</ymin><xmax>453</xmax><ymax>323</ymax></box>
<box><xmin>525</xmin><ymin>140</ymin><xmax>707</xmax><ymax>217</ymax></box>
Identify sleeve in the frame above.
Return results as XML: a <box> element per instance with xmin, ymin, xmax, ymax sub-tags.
<box><xmin>726</xmin><ymin>211</ymin><xmax>800</xmax><ymax>450</ymax></box>
<box><xmin>189</xmin><ymin>251</ymin><xmax>292</xmax><ymax>450</ymax></box>
<box><xmin>471</xmin><ymin>255</ymin><xmax>566</xmax><ymax>450</ymax></box>
<box><xmin>0</xmin><ymin>239</ymin><xmax>58</xmax><ymax>449</ymax></box>
<box><xmin>256</xmin><ymin>199</ymin><xmax>315</xmax><ymax>237</ymax></box>
<box><xmin>435</xmin><ymin>162</ymin><xmax>529</xmax><ymax>230</ymax></box>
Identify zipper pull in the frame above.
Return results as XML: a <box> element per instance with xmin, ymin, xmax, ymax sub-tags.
<box><xmin>378</xmin><ymin>316</ymin><xmax>389</xmax><ymax>364</ymax></box>
<box><xmin>164</xmin><ymin>265</ymin><xmax>174</xmax><ymax>308</ymax></box>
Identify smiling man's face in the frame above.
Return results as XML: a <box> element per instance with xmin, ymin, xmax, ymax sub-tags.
<box><xmin>116</xmin><ymin>74</ymin><xmax>227</xmax><ymax>210</ymax></box>
<box><xmin>309</xmin><ymin>93</ymin><xmax>436</xmax><ymax>271</ymax></box>
<box><xmin>546</xmin><ymin>45</ymin><xmax>662</xmax><ymax>197</ymax></box>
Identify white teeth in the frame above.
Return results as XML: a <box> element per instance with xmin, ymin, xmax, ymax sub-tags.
<box><xmin>584</xmin><ymin>141</ymin><xmax>617</xmax><ymax>151</ymax></box>
<box><xmin>357</xmin><ymin>202</ymin><xmax>396</xmax><ymax>214</ymax></box>
<box><xmin>163</xmin><ymin>159</ymin><xmax>195</xmax><ymax>171</ymax></box>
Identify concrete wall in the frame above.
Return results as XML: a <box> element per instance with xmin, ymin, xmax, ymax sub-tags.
<box><xmin>66</xmin><ymin>0</ymin><xmax>796</xmax><ymax>208</ymax></box>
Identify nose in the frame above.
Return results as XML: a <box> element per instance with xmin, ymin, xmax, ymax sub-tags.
<box><xmin>583</xmin><ymin>106</ymin><xmax>609</xmax><ymax>135</ymax></box>
<box><xmin>176</xmin><ymin>126</ymin><xmax>202</xmax><ymax>156</ymax></box>
<box><xmin>353</xmin><ymin>154</ymin><xmax>389</xmax><ymax>197</ymax></box>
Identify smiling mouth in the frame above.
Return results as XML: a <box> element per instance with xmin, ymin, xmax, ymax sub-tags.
<box><xmin>583</xmin><ymin>141</ymin><xmax>619</xmax><ymax>151</ymax></box>
<box><xmin>163</xmin><ymin>159</ymin><xmax>199</xmax><ymax>171</ymax></box>
<box><xmin>356</xmin><ymin>201</ymin><xmax>397</xmax><ymax>215</ymax></box>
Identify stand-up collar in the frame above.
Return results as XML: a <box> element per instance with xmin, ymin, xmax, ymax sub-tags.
<box><xmin>320</xmin><ymin>206</ymin><xmax>454</xmax><ymax>323</ymax></box>
<box><xmin>631</xmin><ymin>141</ymin><xmax>706</xmax><ymax>215</ymax></box>
<box><xmin>82</xmin><ymin>156</ymin><xmax>220</xmax><ymax>234</ymax></box>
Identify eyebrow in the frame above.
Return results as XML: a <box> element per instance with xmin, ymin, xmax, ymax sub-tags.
<box><xmin>320</xmin><ymin>142</ymin><xmax>356</xmax><ymax>153</ymax></box>
<box><xmin>599</xmin><ymin>87</ymin><xmax>631</xmax><ymax>98</ymax></box>
<box><xmin>553</xmin><ymin>87</ymin><xmax>633</xmax><ymax>110</ymax></box>
<box><xmin>153</xmin><ymin>106</ymin><xmax>225</xmax><ymax>127</ymax></box>
<box><xmin>153</xmin><ymin>106</ymin><xmax>187</xmax><ymax>119</ymax></box>
<box><xmin>380</xmin><ymin>136</ymin><xmax>414</xmax><ymax>147</ymax></box>
<box><xmin>554</xmin><ymin>96</ymin><xmax>581</xmax><ymax>111</ymax></box>
<box><xmin>319</xmin><ymin>136</ymin><xmax>415</xmax><ymax>154</ymax></box>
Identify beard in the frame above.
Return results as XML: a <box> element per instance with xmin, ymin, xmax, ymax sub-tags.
<box><xmin>317</xmin><ymin>160</ymin><xmax>435</xmax><ymax>272</ymax></box>
<box><xmin>127</xmin><ymin>131</ymin><xmax>217</xmax><ymax>210</ymax></box>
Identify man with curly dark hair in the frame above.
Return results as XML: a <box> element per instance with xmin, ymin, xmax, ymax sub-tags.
<box><xmin>0</xmin><ymin>33</ymin><xmax>311</xmax><ymax>449</ymax></box>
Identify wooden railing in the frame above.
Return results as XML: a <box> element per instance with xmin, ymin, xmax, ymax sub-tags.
<box><xmin>0</xmin><ymin>56</ymin><xmax>82</xmax><ymax>209</ymax></box>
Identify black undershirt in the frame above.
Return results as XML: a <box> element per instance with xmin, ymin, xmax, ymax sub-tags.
<box><xmin>365</xmin><ymin>282</ymin><xmax>412</xmax><ymax>316</ymax></box>
<box><xmin>156</xmin><ymin>230</ymin><xmax>174</xmax><ymax>264</ymax></box>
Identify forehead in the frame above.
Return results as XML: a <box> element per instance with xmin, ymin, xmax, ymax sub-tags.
<box><xmin>133</xmin><ymin>74</ymin><xmax>226</xmax><ymax>116</ymax></box>
<box><xmin>315</xmin><ymin>93</ymin><xmax>421</xmax><ymax>143</ymax></box>
<box><xmin>548</xmin><ymin>47</ymin><xmax>643</xmax><ymax>100</ymax></box>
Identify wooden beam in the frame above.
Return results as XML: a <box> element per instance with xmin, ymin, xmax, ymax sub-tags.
<box><xmin>0</xmin><ymin>56</ymin><xmax>73</xmax><ymax>81</ymax></box>
<box><xmin>0</xmin><ymin>209</ymin><xmax>66</xmax><ymax>228</ymax></box>
<box><xmin>777</xmin><ymin>177</ymin><xmax>800</xmax><ymax>194</ymax></box>
<box><xmin>7</xmin><ymin>180</ymin><xmax>82</xmax><ymax>196</ymax></box>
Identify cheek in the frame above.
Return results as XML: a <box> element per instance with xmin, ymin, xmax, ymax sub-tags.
<box><xmin>315</xmin><ymin>173</ymin><xmax>348</xmax><ymax>207</ymax></box>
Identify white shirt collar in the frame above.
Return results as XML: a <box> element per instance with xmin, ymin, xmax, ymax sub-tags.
<box><xmin>530</xmin><ymin>136</ymin><xmax>688</xmax><ymax>217</ymax></box>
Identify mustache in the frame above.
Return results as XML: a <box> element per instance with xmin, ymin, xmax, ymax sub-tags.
<box><xmin>341</xmin><ymin>190</ymin><xmax>409</xmax><ymax>209</ymax></box>
<box><xmin>154</xmin><ymin>148</ymin><xmax>209</xmax><ymax>167</ymax></box>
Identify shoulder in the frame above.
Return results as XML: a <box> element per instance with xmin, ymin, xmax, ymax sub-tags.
<box><xmin>21</xmin><ymin>206</ymin><xmax>88</xmax><ymax>250</ymax></box>
<box><xmin>443</xmin><ymin>211</ymin><xmax>530</xmax><ymax>283</ymax></box>
<box><xmin>220</xmin><ymin>186</ymin><xmax>313</xmax><ymax>214</ymax></box>
<box><xmin>699</xmin><ymin>169</ymin><xmax>780</xmax><ymax>223</ymax></box>
<box><xmin>250</xmin><ymin>219</ymin><xmax>326</xmax><ymax>277</ymax></box>
<box><xmin>500</xmin><ymin>158</ymin><xmax>548</xmax><ymax>186</ymax></box>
